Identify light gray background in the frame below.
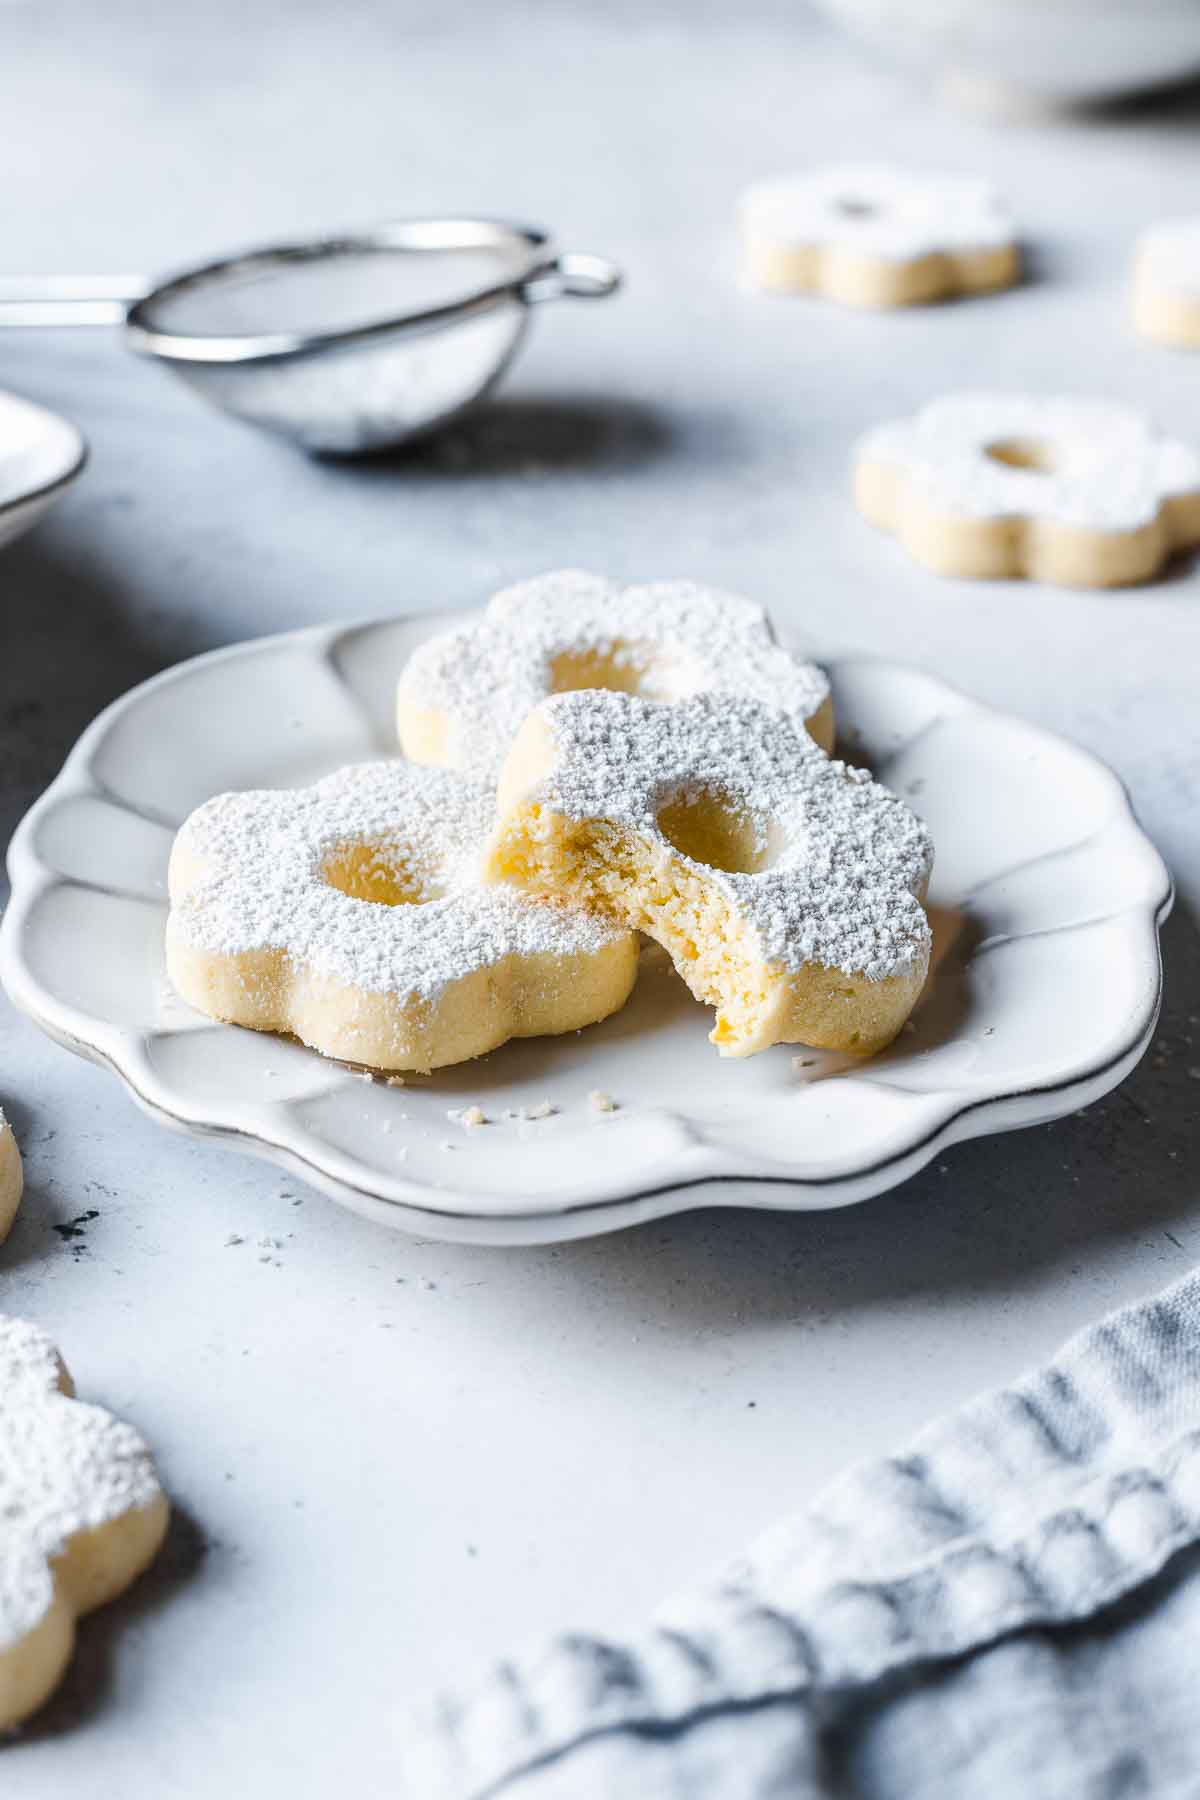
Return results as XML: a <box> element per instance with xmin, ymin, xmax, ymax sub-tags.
<box><xmin>1</xmin><ymin>4</ymin><xmax>1199</xmax><ymax>1793</ymax></box>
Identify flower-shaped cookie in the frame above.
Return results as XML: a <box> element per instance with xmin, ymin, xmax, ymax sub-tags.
<box><xmin>485</xmin><ymin>691</ymin><xmax>932</xmax><ymax>1059</ymax></box>
<box><xmin>1132</xmin><ymin>218</ymin><xmax>1200</xmax><ymax>348</ymax></box>
<box><xmin>0</xmin><ymin>1109</ymin><xmax>21</xmax><ymax>1243</ymax></box>
<box><xmin>396</xmin><ymin>569</ymin><xmax>833</xmax><ymax>784</ymax></box>
<box><xmin>167</xmin><ymin>760</ymin><xmax>638</xmax><ymax>1073</ymax></box>
<box><xmin>740</xmin><ymin>165</ymin><xmax>1019</xmax><ymax>307</ymax></box>
<box><xmin>0</xmin><ymin>1313</ymin><xmax>168</xmax><ymax>1729</ymax></box>
<box><xmin>854</xmin><ymin>392</ymin><xmax>1200</xmax><ymax>588</ymax></box>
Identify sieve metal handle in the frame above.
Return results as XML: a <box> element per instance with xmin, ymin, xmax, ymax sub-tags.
<box><xmin>0</xmin><ymin>276</ymin><xmax>150</xmax><ymax>326</ymax></box>
<box><xmin>520</xmin><ymin>253</ymin><xmax>621</xmax><ymax>305</ymax></box>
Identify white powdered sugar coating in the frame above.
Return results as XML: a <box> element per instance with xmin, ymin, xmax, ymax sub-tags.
<box><xmin>170</xmin><ymin>760</ymin><xmax>628</xmax><ymax>1001</ymax></box>
<box><xmin>1137</xmin><ymin>217</ymin><xmax>1200</xmax><ymax>298</ymax></box>
<box><xmin>0</xmin><ymin>1314</ymin><xmax>164</xmax><ymax>1648</ymax></box>
<box><xmin>857</xmin><ymin>393</ymin><xmax>1200</xmax><ymax>532</ymax></box>
<box><xmin>741</xmin><ymin>165</ymin><xmax>1014</xmax><ymax>262</ymax></box>
<box><xmin>528</xmin><ymin>691</ymin><xmax>932</xmax><ymax>982</ymax></box>
<box><xmin>397</xmin><ymin>568</ymin><xmax>830</xmax><ymax>783</ymax></box>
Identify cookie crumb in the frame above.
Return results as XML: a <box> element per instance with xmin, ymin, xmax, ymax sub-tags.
<box><xmin>589</xmin><ymin>1090</ymin><xmax>617</xmax><ymax>1113</ymax></box>
<box><xmin>792</xmin><ymin>1055</ymin><xmax>816</xmax><ymax>1070</ymax></box>
<box><xmin>386</xmin><ymin>1075</ymin><xmax>405</xmax><ymax>1087</ymax></box>
<box><xmin>460</xmin><ymin>1105</ymin><xmax>487</xmax><ymax>1128</ymax></box>
<box><xmin>523</xmin><ymin>1100</ymin><xmax>555</xmax><ymax>1121</ymax></box>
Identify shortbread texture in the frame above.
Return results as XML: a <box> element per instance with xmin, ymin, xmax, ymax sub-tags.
<box><xmin>0</xmin><ymin>1111</ymin><xmax>21</xmax><ymax>1244</ymax></box>
<box><xmin>485</xmin><ymin>692</ymin><xmax>932</xmax><ymax>1059</ymax></box>
<box><xmin>396</xmin><ymin>569</ymin><xmax>833</xmax><ymax>783</ymax></box>
<box><xmin>741</xmin><ymin>165</ymin><xmax>1019</xmax><ymax>307</ymax></box>
<box><xmin>167</xmin><ymin>761</ymin><xmax>638</xmax><ymax>1072</ymax></box>
<box><xmin>1132</xmin><ymin>219</ymin><xmax>1200</xmax><ymax>347</ymax></box>
<box><xmin>855</xmin><ymin>392</ymin><xmax>1200</xmax><ymax>588</ymax></box>
<box><xmin>0</xmin><ymin>1315</ymin><xmax>168</xmax><ymax>1729</ymax></box>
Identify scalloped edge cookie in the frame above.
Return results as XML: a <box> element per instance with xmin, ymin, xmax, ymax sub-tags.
<box><xmin>167</xmin><ymin>760</ymin><xmax>639</xmax><ymax>1073</ymax></box>
<box><xmin>0</xmin><ymin>1314</ymin><xmax>169</xmax><ymax>1730</ymax></box>
<box><xmin>741</xmin><ymin>165</ymin><xmax>1019</xmax><ymax>308</ymax></box>
<box><xmin>854</xmin><ymin>392</ymin><xmax>1200</xmax><ymax>587</ymax></box>
<box><xmin>1132</xmin><ymin>218</ymin><xmax>1200</xmax><ymax>348</ymax></box>
<box><xmin>0</xmin><ymin>1112</ymin><xmax>21</xmax><ymax>1244</ymax></box>
<box><xmin>397</xmin><ymin>569</ymin><xmax>833</xmax><ymax>784</ymax></box>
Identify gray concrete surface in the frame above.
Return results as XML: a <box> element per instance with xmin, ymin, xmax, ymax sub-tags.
<box><xmin>1</xmin><ymin>4</ymin><xmax>1199</xmax><ymax>1792</ymax></box>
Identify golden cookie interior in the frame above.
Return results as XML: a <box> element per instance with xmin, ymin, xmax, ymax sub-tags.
<box><xmin>484</xmin><ymin>691</ymin><xmax>933</xmax><ymax>1058</ymax></box>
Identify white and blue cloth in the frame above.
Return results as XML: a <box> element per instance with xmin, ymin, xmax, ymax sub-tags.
<box><xmin>408</xmin><ymin>1273</ymin><xmax>1200</xmax><ymax>1797</ymax></box>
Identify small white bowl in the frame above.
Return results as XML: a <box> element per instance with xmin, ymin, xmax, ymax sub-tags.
<box><xmin>810</xmin><ymin>0</ymin><xmax>1200</xmax><ymax>106</ymax></box>
<box><xmin>0</xmin><ymin>388</ymin><xmax>86</xmax><ymax>552</ymax></box>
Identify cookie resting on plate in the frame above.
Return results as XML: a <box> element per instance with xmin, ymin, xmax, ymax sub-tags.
<box><xmin>166</xmin><ymin>760</ymin><xmax>639</xmax><ymax>1073</ymax></box>
<box><xmin>485</xmin><ymin>690</ymin><xmax>933</xmax><ymax>1058</ymax></box>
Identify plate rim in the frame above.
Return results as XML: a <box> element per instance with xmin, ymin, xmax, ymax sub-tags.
<box><xmin>0</xmin><ymin>386</ymin><xmax>88</xmax><ymax>523</ymax></box>
<box><xmin>0</xmin><ymin>615</ymin><xmax>1173</xmax><ymax>1241</ymax></box>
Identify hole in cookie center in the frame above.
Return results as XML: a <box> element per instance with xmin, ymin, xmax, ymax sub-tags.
<box><xmin>834</xmin><ymin>196</ymin><xmax>878</xmax><ymax>220</ymax></box>
<box><xmin>550</xmin><ymin>640</ymin><xmax>702</xmax><ymax>705</ymax></box>
<box><xmin>985</xmin><ymin>437</ymin><xmax>1060</xmax><ymax>475</ymax></box>
<box><xmin>322</xmin><ymin>842</ymin><xmax>442</xmax><ymax>907</ymax></box>
<box><xmin>657</xmin><ymin>792</ymin><xmax>779</xmax><ymax>875</ymax></box>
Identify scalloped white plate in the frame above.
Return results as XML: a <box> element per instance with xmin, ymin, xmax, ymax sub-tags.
<box><xmin>0</xmin><ymin>387</ymin><xmax>86</xmax><ymax>550</ymax></box>
<box><xmin>0</xmin><ymin>616</ymin><xmax>1170</xmax><ymax>1244</ymax></box>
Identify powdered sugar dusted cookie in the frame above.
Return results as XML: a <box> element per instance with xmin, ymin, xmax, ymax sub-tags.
<box><xmin>485</xmin><ymin>692</ymin><xmax>932</xmax><ymax>1059</ymax></box>
<box><xmin>167</xmin><ymin>761</ymin><xmax>638</xmax><ymax>1073</ymax></box>
<box><xmin>0</xmin><ymin>1110</ymin><xmax>21</xmax><ymax>1243</ymax></box>
<box><xmin>0</xmin><ymin>1314</ymin><xmax>168</xmax><ymax>1729</ymax></box>
<box><xmin>740</xmin><ymin>165</ymin><xmax>1018</xmax><ymax>307</ymax></box>
<box><xmin>1132</xmin><ymin>218</ymin><xmax>1200</xmax><ymax>347</ymax></box>
<box><xmin>854</xmin><ymin>392</ymin><xmax>1200</xmax><ymax>587</ymax></box>
<box><xmin>396</xmin><ymin>569</ymin><xmax>833</xmax><ymax>784</ymax></box>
